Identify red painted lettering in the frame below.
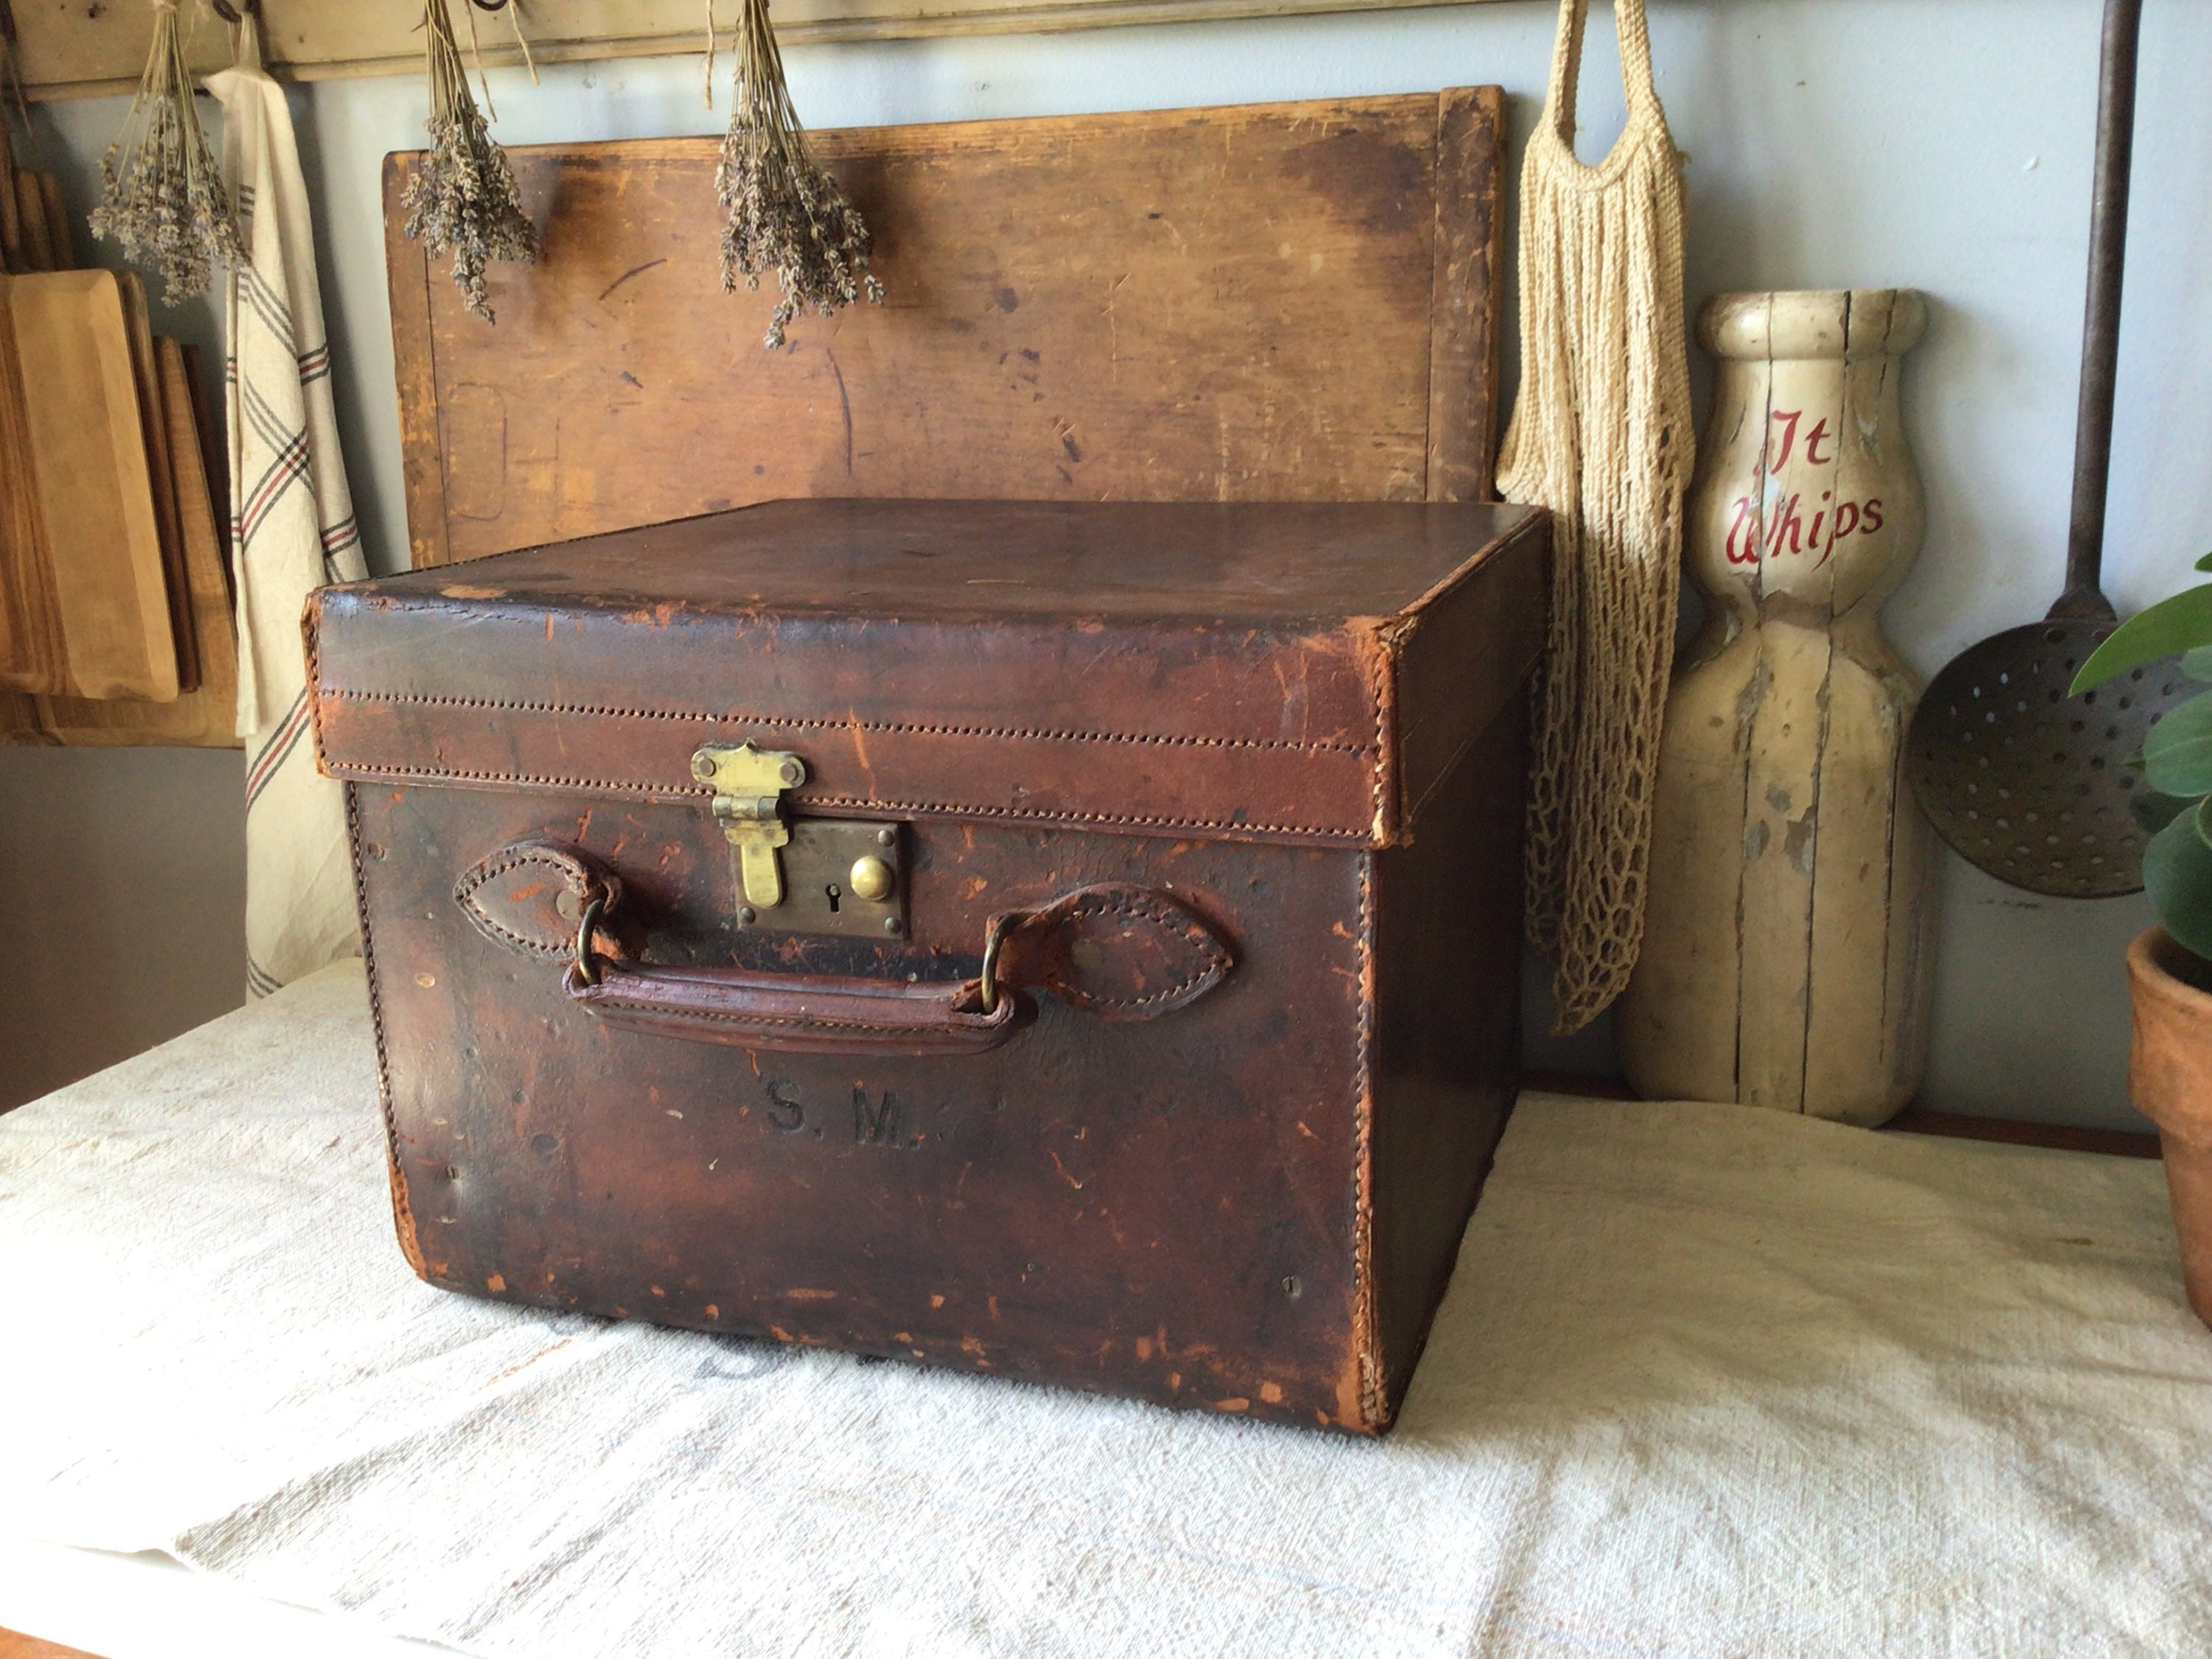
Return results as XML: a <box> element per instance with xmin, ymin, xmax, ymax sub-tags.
<box><xmin>1860</xmin><ymin>498</ymin><xmax>1885</xmax><ymax>533</ymax></box>
<box><xmin>1725</xmin><ymin>495</ymin><xmax>1761</xmax><ymax>565</ymax></box>
<box><xmin>1766</xmin><ymin>493</ymin><xmax>1805</xmax><ymax>557</ymax></box>
<box><xmin>1804</xmin><ymin>417</ymin><xmax>1833</xmax><ymax>466</ymax></box>
<box><xmin>1767</xmin><ymin>408</ymin><xmax>1801</xmax><ymax>471</ymax></box>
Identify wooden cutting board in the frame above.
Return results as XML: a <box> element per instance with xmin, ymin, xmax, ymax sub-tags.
<box><xmin>1</xmin><ymin>269</ymin><xmax>178</xmax><ymax>700</ymax></box>
<box><xmin>119</xmin><ymin>270</ymin><xmax>201</xmax><ymax>692</ymax></box>
<box><xmin>386</xmin><ymin>88</ymin><xmax>1505</xmax><ymax>567</ymax></box>
<box><xmin>33</xmin><ymin>338</ymin><xmax>239</xmax><ymax>747</ymax></box>
<box><xmin>0</xmin><ymin>264</ymin><xmax>60</xmax><ymax>694</ymax></box>
<box><xmin>13</xmin><ymin>171</ymin><xmax>52</xmax><ymax>272</ymax></box>
<box><xmin>41</xmin><ymin>173</ymin><xmax>74</xmax><ymax>271</ymax></box>
<box><xmin>0</xmin><ymin>122</ymin><xmax>20</xmax><ymax>271</ymax></box>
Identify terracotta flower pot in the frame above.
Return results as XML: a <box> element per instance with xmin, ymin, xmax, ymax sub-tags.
<box><xmin>2126</xmin><ymin>928</ymin><xmax>2212</xmax><ymax>1329</ymax></box>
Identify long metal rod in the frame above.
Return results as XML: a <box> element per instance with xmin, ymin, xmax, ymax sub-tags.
<box><xmin>2058</xmin><ymin>0</ymin><xmax>2143</xmax><ymax>613</ymax></box>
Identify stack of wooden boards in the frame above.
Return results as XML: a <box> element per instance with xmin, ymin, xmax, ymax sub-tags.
<box><xmin>0</xmin><ymin>136</ymin><xmax>238</xmax><ymax>749</ymax></box>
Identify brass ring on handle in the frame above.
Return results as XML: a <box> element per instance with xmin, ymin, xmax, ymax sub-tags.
<box><xmin>978</xmin><ymin>911</ymin><xmax>1020</xmax><ymax>1015</ymax></box>
<box><xmin>574</xmin><ymin>894</ymin><xmax>606</xmax><ymax>987</ymax></box>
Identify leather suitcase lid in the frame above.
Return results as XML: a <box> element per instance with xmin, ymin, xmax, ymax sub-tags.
<box><xmin>309</xmin><ymin>498</ymin><xmax>1546</xmax><ymax>848</ymax></box>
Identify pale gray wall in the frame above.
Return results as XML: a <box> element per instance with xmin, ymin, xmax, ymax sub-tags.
<box><xmin>0</xmin><ymin>749</ymin><xmax>246</xmax><ymax>1109</ymax></box>
<box><xmin>4</xmin><ymin>0</ymin><xmax>2207</xmax><ymax>1127</ymax></box>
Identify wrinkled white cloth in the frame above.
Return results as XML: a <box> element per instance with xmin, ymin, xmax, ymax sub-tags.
<box><xmin>1</xmin><ymin>964</ymin><xmax>2207</xmax><ymax>1658</ymax></box>
<box><xmin>209</xmin><ymin>19</ymin><xmax>368</xmax><ymax>1000</ymax></box>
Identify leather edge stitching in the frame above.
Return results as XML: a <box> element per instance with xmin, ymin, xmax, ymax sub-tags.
<box><xmin>1040</xmin><ymin>894</ymin><xmax>1231</xmax><ymax>1013</ymax></box>
<box><xmin>345</xmin><ymin>782</ymin><xmax>423</xmax><ymax>1278</ymax></box>
<box><xmin>584</xmin><ymin>1000</ymin><xmax>1002</xmax><ymax>1037</ymax></box>
<box><xmin>1351</xmin><ymin>850</ymin><xmax>1386</xmax><ymax>1430</ymax></box>
<box><xmin>319</xmin><ymin>688</ymin><xmax>1371</xmax><ymax>757</ymax></box>
<box><xmin>321</xmin><ymin>764</ymin><xmax>1374</xmax><ymax>841</ymax></box>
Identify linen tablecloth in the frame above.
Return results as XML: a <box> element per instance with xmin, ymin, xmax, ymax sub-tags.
<box><xmin>2</xmin><ymin>964</ymin><xmax>2206</xmax><ymax>1657</ymax></box>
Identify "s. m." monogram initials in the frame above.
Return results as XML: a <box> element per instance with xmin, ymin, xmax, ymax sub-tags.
<box><xmin>763</xmin><ymin>1077</ymin><xmax>805</xmax><ymax>1133</ymax></box>
<box><xmin>757</xmin><ymin>1077</ymin><xmax>918</xmax><ymax>1150</ymax></box>
<box><xmin>852</xmin><ymin>1085</ymin><xmax>903</xmax><ymax>1147</ymax></box>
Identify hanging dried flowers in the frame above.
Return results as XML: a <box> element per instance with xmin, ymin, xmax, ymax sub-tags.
<box><xmin>716</xmin><ymin>0</ymin><xmax>883</xmax><ymax>350</ymax></box>
<box><xmin>401</xmin><ymin>0</ymin><xmax>538</xmax><ymax>324</ymax></box>
<box><xmin>88</xmin><ymin>0</ymin><xmax>243</xmax><ymax>303</ymax></box>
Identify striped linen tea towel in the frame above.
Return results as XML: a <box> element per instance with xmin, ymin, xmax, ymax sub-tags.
<box><xmin>209</xmin><ymin>30</ymin><xmax>369</xmax><ymax>998</ymax></box>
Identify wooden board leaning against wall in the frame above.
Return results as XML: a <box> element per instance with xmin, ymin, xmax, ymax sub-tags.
<box><xmin>386</xmin><ymin>88</ymin><xmax>1506</xmax><ymax>567</ymax></box>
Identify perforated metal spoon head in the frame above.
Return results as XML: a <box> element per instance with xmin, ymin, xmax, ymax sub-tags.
<box><xmin>1907</xmin><ymin>0</ymin><xmax>2161</xmax><ymax>898</ymax></box>
<box><xmin>1906</xmin><ymin>616</ymin><xmax>2192</xmax><ymax>897</ymax></box>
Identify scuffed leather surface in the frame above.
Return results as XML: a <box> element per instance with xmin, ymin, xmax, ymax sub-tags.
<box><xmin>353</xmin><ymin>785</ymin><xmax>1380</xmax><ymax>1428</ymax></box>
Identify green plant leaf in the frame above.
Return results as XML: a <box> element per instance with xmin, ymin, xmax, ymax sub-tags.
<box><xmin>2198</xmin><ymin>795</ymin><xmax>2212</xmax><ymax>852</ymax></box>
<box><xmin>2144</xmin><ymin>812</ymin><xmax>2212</xmax><ymax>960</ymax></box>
<box><xmin>2196</xmin><ymin>551</ymin><xmax>2212</xmax><ymax>573</ymax></box>
<box><xmin>2185</xmin><ymin>646</ymin><xmax>2212</xmax><ymax>682</ymax></box>
<box><xmin>2144</xmin><ymin>690</ymin><xmax>2212</xmax><ymax>796</ymax></box>
<box><xmin>2134</xmin><ymin>790</ymin><xmax>2196</xmax><ymax>836</ymax></box>
<box><xmin>2070</xmin><ymin>585</ymin><xmax>2212</xmax><ymax>693</ymax></box>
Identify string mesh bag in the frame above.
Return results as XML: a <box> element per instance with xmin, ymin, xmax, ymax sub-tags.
<box><xmin>1496</xmin><ymin>0</ymin><xmax>1694</xmax><ymax>1033</ymax></box>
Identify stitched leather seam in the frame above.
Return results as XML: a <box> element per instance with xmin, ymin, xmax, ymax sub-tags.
<box><xmin>1042</xmin><ymin>895</ymin><xmax>1227</xmax><ymax>1010</ymax></box>
<box><xmin>1367</xmin><ymin>630</ymin><xmax>1392</xmax><ymax>839</ymax></box>
<box><xmin>455</xmin><ymin>848</ymin><xmax>588</xmax><ymax>959</ymax></box>
<box><xmin>344</xmin><ymin>782</ymin><xmax>421</xmax><ymax>1276</ymax></box>
<box><xmin>1352</xmin><ymin>851</ymin><xmax>1383</xmax><ymax>1429</ymax></box>
<box><xmin>459</xmin><ymin>903</ymin><xmax>569</xmax><ymax>960</ymax></box>
<box><xmin>586</xmin><ymin>998</ymin><xmax>994</xmax><ymax>1036</ymax></box>
<box><xmin>319</xmin><ymin>688</ymin><xmax>1369</xmax><ymax>757</ymax></box>
<box><xmin>1056</xmin><ymin>977</ymin><xmax>1211</xmax><ymax>1012</ymax></box>
<box><xmin>322</xmin><ymin>762</ymin><xmax>1371</xmax><ymax>840</ymax></box>
<box><xmin>304</xmin><ymin>608</ymin><xmax>327</xmax><ymax>776</ymax></box>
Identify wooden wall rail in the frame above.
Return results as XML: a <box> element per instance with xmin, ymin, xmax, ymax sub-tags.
<box><xmin>13</xmin><ymin>0</ymin><xmax>1512</xmax><ymax>102</ymax></box>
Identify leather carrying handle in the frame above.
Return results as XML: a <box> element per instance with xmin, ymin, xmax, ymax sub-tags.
<box><xmin>452</xmin><ymin>838</ymin><xmax>1233</xmax><ymax>1057</ymax></box>
<box><xmin>564</xmin><ymin>958</ymin><xmax>1032</xmax><ymax>1057</ymax></box>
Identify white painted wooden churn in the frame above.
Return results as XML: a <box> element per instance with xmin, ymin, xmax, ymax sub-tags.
<box><xmin>1619</xmin><ymin>289</ymin><xmax>1938</xmax><ymax>1125</ymax></box>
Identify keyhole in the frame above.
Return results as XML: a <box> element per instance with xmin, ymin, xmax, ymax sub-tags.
<box><xmin>825</xmin><ymin>882</ymin><xmax>842</xmax><ymax>914</ymax></box>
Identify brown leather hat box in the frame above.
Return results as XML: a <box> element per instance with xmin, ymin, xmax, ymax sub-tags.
<box><xmin>307</xmin><ymin>495</ymin><xmax>1545</xmax><ymax>1433</ymax></box>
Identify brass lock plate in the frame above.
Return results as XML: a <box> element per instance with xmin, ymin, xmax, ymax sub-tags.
<box><xmin>735</xmin><ymin>818</ymin><xmax>908</xmax><ymax>940</ymax></box>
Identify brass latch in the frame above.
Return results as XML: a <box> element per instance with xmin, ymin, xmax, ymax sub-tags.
<box><xmin>692</xmin><ymin>742</ymin><xmax>806</xmax><ymax>911</ymax></box>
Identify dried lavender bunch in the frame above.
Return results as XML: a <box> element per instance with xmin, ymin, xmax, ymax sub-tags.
<box><xmin>88</xmin><ymin>0</ymin><xmax>242</xmax><ymax>303</ymax></box>
<box><xmin>401</xmin><ymin>0</ymin><xmax>538</xmax><ymax>323</ymax></box>
<box><xmin>716</xmin><ymin>0</ymin><xmax>883</xmax><ymax>350</ymax></box>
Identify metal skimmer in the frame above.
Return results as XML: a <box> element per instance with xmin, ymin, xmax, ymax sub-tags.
<box><xmin>1906</xmin><ymin>0</ymin><xmax>2186</xmax><ymax>899</ymax></box>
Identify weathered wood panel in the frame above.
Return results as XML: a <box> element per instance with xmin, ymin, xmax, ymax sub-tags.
<box><xmin>387</xmin><ymin>89</ymin><xmax>1504</xmax><ymax>568</ymax></box>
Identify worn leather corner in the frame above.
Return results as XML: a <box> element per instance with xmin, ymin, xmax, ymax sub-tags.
<box><xmin>386</xmin><ymin>1153</ymin><xmax>428</xmax><ymax>1279</ymax></box>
